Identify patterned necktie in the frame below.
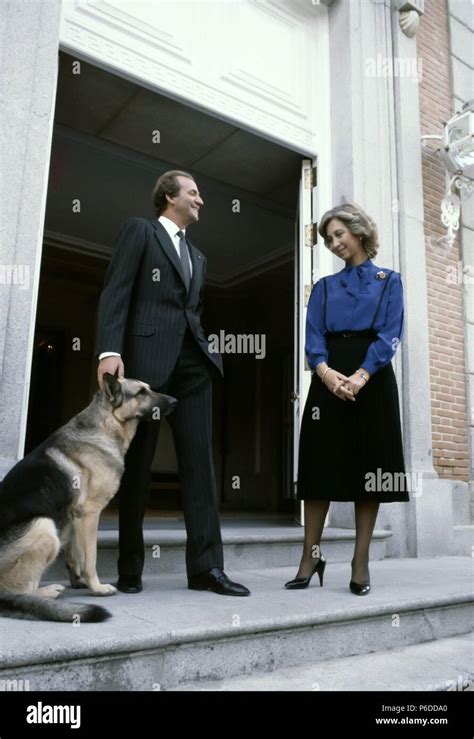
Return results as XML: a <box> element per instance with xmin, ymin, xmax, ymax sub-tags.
<box><xmin>177</xmin><ymin>230</ymin><xmax>191</xmax><ymax>292</ymax></box>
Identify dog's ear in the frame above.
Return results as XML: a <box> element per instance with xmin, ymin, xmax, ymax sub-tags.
<box><xmin>103</xmin><ymin>373</ymin><xmax>123</xmax><ymax>408</ymax></box>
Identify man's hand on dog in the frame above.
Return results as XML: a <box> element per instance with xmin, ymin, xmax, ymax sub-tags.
<box><xmin>98</xmin><ymin>356</ymin><xmax>125</xmax><ymax>391</ymax></box>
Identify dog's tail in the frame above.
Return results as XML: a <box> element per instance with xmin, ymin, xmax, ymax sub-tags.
<box><xmin>0</xmin><ymin>593</ymin><xmax>111</xmax><ymax>623</ymax></box>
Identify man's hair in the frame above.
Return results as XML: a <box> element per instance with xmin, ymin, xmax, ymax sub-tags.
<box><xmin>152</xmin><ymin>170</ymin><xmax>195</xmax><ymax>216</ymax></box>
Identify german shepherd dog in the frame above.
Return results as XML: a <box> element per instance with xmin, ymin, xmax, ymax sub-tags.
<box><xmin>0</xmin><ymin>374</ymin><xmax>176</xmax><ymax>622</ymax></box>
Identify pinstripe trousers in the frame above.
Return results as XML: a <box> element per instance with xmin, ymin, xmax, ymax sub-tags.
<box><xmin>117</xmin><ymin>328</ymin><xmax>224</xmax><ymax>579</ymax></box>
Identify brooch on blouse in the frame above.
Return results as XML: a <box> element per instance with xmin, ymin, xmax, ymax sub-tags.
<box><xmin>376</xmin><ymin>270</ymin><xmax>387</xmax><ymax>280</ymax></box>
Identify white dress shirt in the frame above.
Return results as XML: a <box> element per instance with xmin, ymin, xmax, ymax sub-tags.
<box><xmin>99</xmin><ymin>215</ymin><xmax>193</xmax><ymax>361</ymax></box>
<box><xmin>158</xmin><ymin>215</ymin><xmax>193</xmax><ymax>278</ymax></box>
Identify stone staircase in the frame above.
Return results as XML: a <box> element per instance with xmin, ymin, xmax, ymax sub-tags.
<box><xmin>1</xmin><ymin>554</ymin><xmax>472</xmax><ymax>692</ymax></box>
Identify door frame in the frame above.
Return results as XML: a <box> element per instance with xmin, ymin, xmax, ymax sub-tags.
<box><xmin>35</xmin><ymin>49</ymin><xmax>331</xmax><ymax>521</ymax></box>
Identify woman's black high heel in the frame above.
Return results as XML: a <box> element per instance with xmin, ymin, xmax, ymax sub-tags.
<box><xmin>349</xmin><ymin>580</ymin><xmax>370</xmax><ymax>596</ymax></box>
<box><xmin>349</xmin><ymin>558</ymin><xmax>370</xmax><ymax>595</ymax></box>
<box><xmin>285</xmin><ymin>556</ymin><xmax>326</xmax><ymax>589</ymax></box>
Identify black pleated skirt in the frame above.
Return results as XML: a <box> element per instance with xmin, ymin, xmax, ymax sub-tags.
<box><xmin>297</xmin><ymin>332</ymin><xmax>409</xmax><ymax>503</ymax></box>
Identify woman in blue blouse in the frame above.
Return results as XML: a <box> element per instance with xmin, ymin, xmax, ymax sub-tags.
<box><xmin>285</xmin><ymin>203</ymin><xmax>408</xmax><ymax>596</ymax></box>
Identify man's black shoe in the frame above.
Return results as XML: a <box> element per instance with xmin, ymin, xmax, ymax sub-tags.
<box><xmin>188</xmin><ymin>567</ymin><xmax>250</xmax><ymax>596</ymax></box>
<box><xmin>117</xmin><ymin>577</ymin><xmax>143</xmax><ymax>594</ymax></box>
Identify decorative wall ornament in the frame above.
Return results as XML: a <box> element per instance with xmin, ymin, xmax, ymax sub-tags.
<box><xmin>394</xmin><ymin>0</ymin><xmax>425</xmax><ymax>38</ymax></box>
<box><xmin>399</xmin><ymin>11</ymin><xmax>420</xmax><ymax>38</ymax></box>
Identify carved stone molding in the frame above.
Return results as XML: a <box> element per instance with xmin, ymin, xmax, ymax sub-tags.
<box><xmin>394</xmin><ymin>0</ymin><xmax>425</xmax><ymax>38</ymax></box>
<box><xmin>59</xmin><ymin>0</ymin><xmax>327</xmax><ymax>155</ymax></box>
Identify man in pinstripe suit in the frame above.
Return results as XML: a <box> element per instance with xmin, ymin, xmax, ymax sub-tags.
<box><xmin>95</xmin><ymin>170</ymin><xmax>250</xmax><ymax>597</ymax></box>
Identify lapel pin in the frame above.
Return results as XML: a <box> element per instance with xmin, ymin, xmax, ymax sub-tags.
<box><xmin>376</xmin><ymin>271</ymin><xmax>386</xmax><ymax>280</ymax></box>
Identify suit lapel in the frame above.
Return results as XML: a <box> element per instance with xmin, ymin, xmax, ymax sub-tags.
<box><xmin>187</xmin><ymin>239</ymin><xmax>203</xmax><ymax>302</ymax></box>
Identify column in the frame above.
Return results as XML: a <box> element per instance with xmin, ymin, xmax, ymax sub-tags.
<box><xmin>0</xmin><ymin>0</ymin><xmax>62</xmax><ymax>478</ymax></box>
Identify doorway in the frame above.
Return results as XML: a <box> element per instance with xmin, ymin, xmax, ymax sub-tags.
<box><xmin>26</xmin><ymin>51</ymin><xmax>305</xmax><ymax>516</ymax></box>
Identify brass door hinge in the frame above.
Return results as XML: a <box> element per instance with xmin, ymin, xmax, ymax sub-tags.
<box><xmin>305</xmin><ymin>223</ymin><xmax>318</xmax><ymax>247</ymax></box>
<box><xmin>303</xmin><ymin>166</ymin><xmax>317</xmax><ymax>189</ymax></box>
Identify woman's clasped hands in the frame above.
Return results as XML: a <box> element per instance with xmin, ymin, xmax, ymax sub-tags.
<box><xmin>320</xmin><ymin>367</ymin><xmax>369</xmax><ymax>401</ymax></box>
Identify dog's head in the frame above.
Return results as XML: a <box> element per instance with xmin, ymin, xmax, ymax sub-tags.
<box><xmin>102</xmin><ymin>373</ymin><xmax>177</xmax><ymax>422</ymax></box>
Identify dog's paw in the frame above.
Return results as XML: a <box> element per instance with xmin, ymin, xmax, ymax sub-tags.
<box><xmin>37</xmin><ymin>583</ymin><xmax>66</xmax><ymax>599</ymax></box>
<box><xmin>90</xmin><ymin>583</ymin><xmax>117</xmax><ymax>596</ymax></box>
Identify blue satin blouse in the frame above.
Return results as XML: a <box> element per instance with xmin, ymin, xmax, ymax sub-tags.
<box><xmin>305</xmin><ymin>258</ymin><xmax>404</xmax><ymax>376</ymax></box>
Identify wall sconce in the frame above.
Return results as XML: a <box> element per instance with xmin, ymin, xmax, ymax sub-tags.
<box><xmin>421</xmin><ymin>99</ymin><xmax>474</xmax><ymax>250</ymax></box>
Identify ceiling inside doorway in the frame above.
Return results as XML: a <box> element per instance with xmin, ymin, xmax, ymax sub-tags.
<box><xmin>44</xmin><ymin>53</ymin><xmax>302</xmax><ymax>284</ymax></box>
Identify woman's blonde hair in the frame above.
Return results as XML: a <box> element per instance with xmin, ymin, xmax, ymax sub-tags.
<box><xmin>318</xmin><ymin>202</ymin><xmax>379</xmax><ymax>259</ymax></box>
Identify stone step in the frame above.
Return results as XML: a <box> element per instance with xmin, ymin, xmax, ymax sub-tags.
<box><xmin>2</xmin><ymin>557</ymin><xmax>472</xmax><ymax>692</ymax></box>
<box><xmin>172</xmin><ymin>634</ymin><xmax>474</xmax><ymax>691</ymax></box>
<box><xmin>47</xmin><ymin>521</ymin><xmax>392</xmax><ymax>579</ymax></box>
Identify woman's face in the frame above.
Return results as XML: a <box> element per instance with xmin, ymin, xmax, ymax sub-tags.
<box><xmin>324</xmin><ymin>218</ymin><xmax>366</xmax><ymax>262</ymax></box>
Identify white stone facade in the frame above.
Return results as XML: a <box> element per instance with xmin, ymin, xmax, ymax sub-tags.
<box><xmin>0</xmin><ymin>0</ymin><xmax>471</xmax><ymax>557</ymax></box>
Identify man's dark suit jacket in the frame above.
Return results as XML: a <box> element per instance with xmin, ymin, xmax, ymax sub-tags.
<box><xmin>95</xmin><ymin>217</ymin><xmax>223</xmax><ymax>388</ymax></box>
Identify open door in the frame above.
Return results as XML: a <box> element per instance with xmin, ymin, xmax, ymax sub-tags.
<box><xmin>292</xmin><ymin>158</ymin><xmax>318</xmax><ymax>524</ymax></box>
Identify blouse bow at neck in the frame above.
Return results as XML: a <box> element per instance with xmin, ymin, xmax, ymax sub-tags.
<box><xmin>339</xmin><ymin>259</ymin><xmax>373</xmax><ymax>298</ymax></box>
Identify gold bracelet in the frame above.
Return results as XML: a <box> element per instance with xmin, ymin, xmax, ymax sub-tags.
<box><xmin>321</xmin><ymin>367</ymin><xmax>330</xmax><ymax>383</ymax></box>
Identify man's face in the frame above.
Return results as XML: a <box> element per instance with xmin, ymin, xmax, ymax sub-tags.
<box><xmin>167</xmin><ymin>176</ymin><xmax>204</xmax><ymax>227</ymax></box>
